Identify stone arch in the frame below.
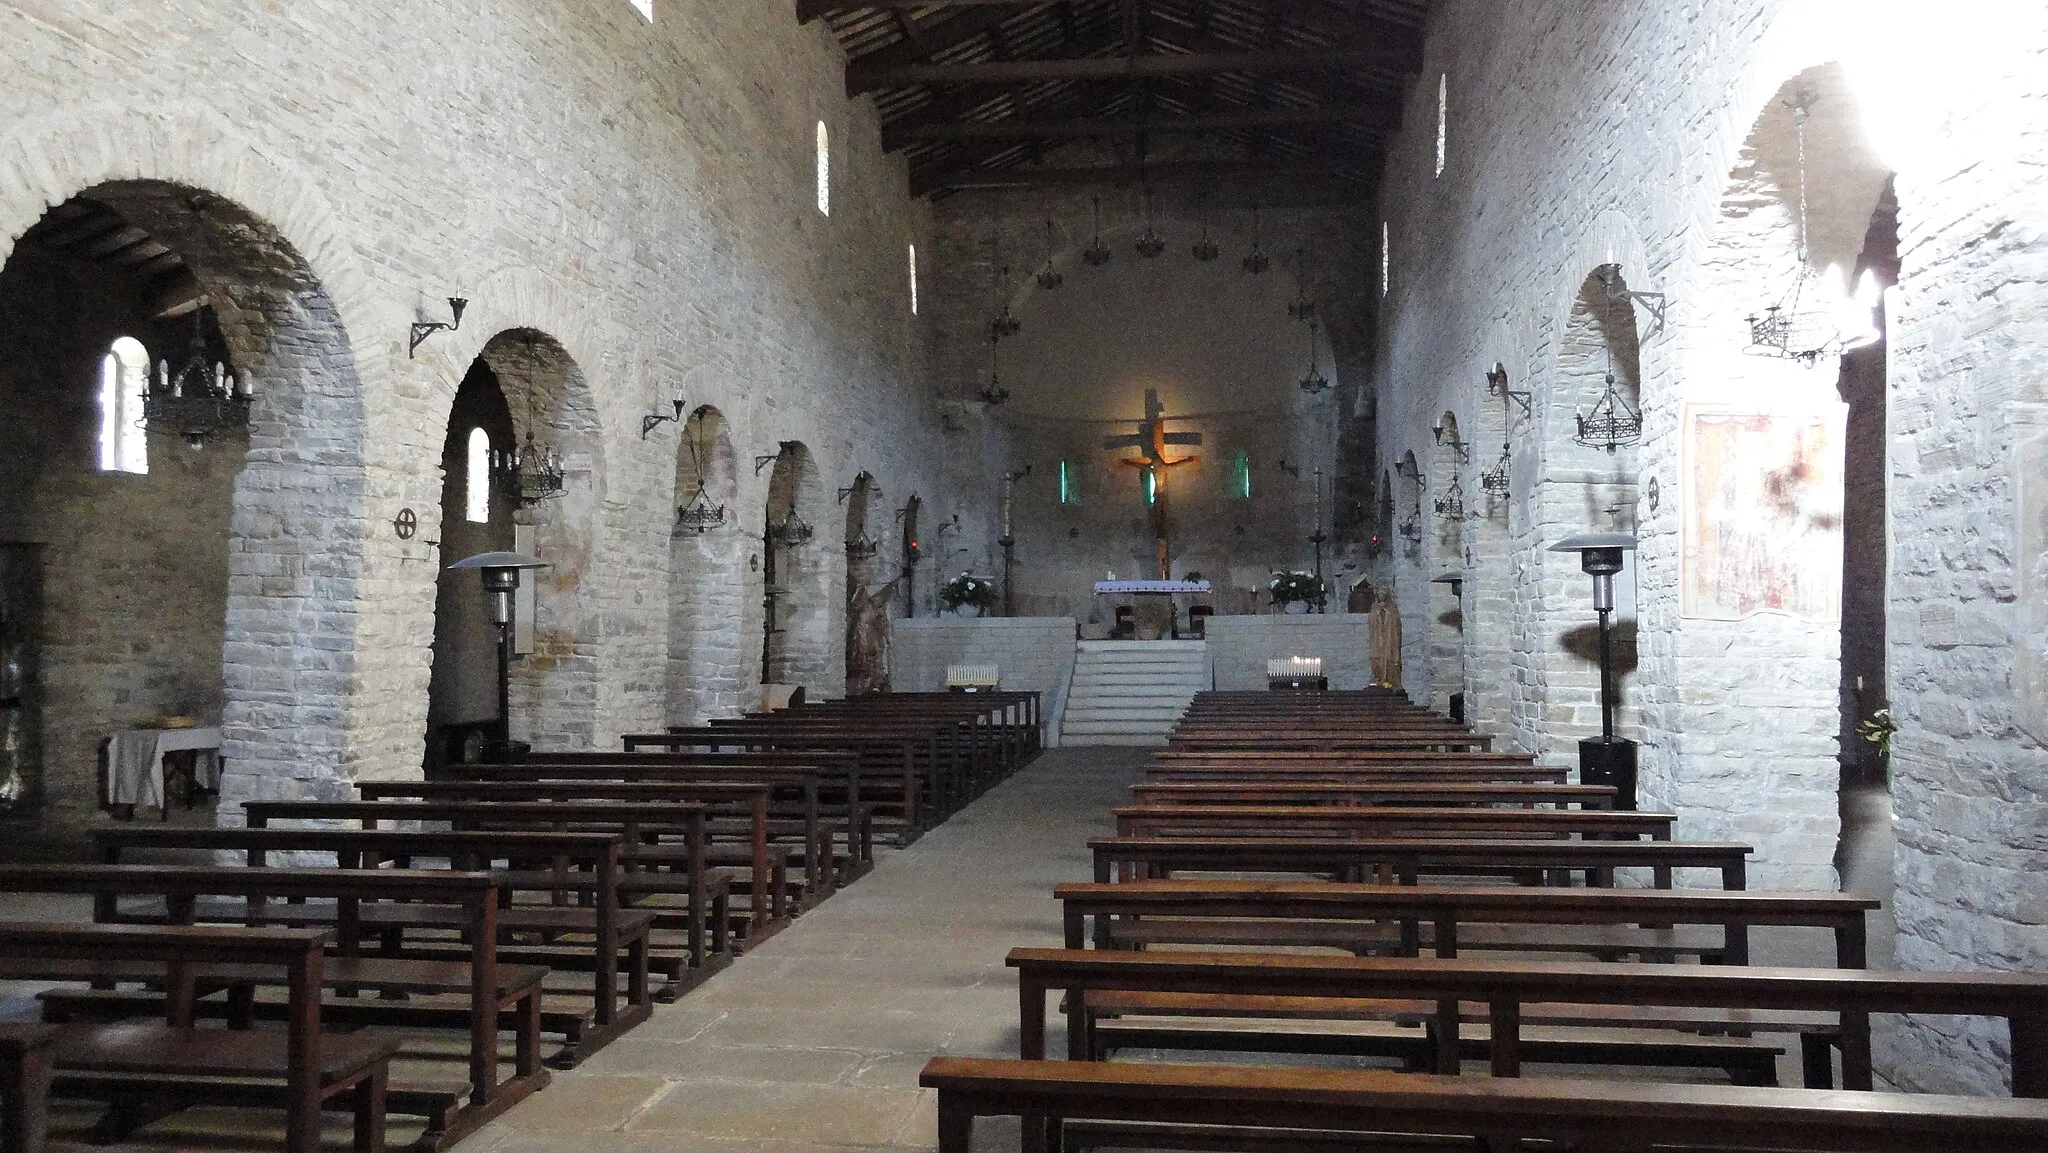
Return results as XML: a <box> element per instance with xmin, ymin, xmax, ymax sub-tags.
<box><xmin>424</xmin><ymin>359</ymin><xmax>517</xmax><ymax>768</ymax></box>
<box><xmin>1463</xmin><ymin>356</ymin><xmax>1524</xmax><ymax>734</ymax></box>
<box><xmin>463</xmin><ymin>327</ymin><xmax>605</xmax><ymax>750</ymax></box>
<box><xmin>898</xmin><ymin>494</ymin><xmax>924</xmax><ymax>619</ymax></box>
<box><xmin>1393</xmin><ymin>448</ymin><xmax>1429</xmax><ymax>701</ymax></box>
<box><xmin>1425</xmin><ymin>412</ymin><xmax>1468</xmax><ymax>714</ymax></box>
<box><xmin>0</xmin><ymin>174</ymin><xmax>367</xmax><ymax>822</ymax></box>
<box><xmin>666</xmin><ymin>406</ymin><xmax>743</xmax><ymax>723</ymax></box>
<box><xmin>761</xmin><ymin>441</ymin><xmax>831</xmax><ymax>691</ymax></box>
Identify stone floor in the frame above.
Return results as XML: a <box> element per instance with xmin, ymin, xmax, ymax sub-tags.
<box><xmin>462</xmin><ymin>746</ymin><xmax>1149</xmax><ymax>1153</ymax></box>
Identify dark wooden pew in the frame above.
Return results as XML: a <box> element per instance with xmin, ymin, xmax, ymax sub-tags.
<box><xmin>919</xmin><ymin>1055</ymin><xmax>2048</xmax><ymax>1153</ymax></box>
<box><xmin>354</xmin><ymin>780</ymin><xmax>788</xmax><ymax>935</ymax></box>
<box><xmin>0</xmin><ymin>864</ymin><xmax>547</xmax><ymax>1150</ymax></box>
<box><xmin>240</xmin><ymin>799</ymin><xmax>723</xmax><ymax>981</ymax></box>
<box><xmin>1127</xmin><ymin>781</ymin><xmax>1616</xmax><ymax>809</ymax></box>
<box><xmin>90</xmin><ymin>827</ymin><xmax>649</xmax><ymax>1062</ymax></box>
<box><xmin>1088</xmin><ymin>836</ymin><xmax>1753</xmax><ymax>890</ymax></box>
<box><xmin>1055</xmin><ymin>880</ymin><xmax>1876</xmax><ymax>967</ymax></box>
<box><xmin>0</xmin><ymin>1024</ymin><xmax>58</xmax><ymax>1153</ymax></box>
<box><xmin>0</xmin><ymin>923</ymin><xmax>396</xmax><ymax>1153</ymax></box>
<box><xmin>1114</xmin><ymin>804</ymin><xmax>1677</xmax><ymax>841</ymax></box>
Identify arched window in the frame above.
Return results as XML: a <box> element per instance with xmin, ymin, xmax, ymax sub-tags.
<box><xmin>1231</xmin><ymin>450</ymin><xmax>1253</xmax><ymax>500</ymax></box>
<box><xmin>1058</xmin><ymin>458</ymin><xmax>1076</xmax><ymax>506</ymax></box>
<box><xmin>908</xmin><ymin>243</ymin><xmax>919</xmax><ymax>314</ymax></box>
<box><xmin>98</xmin><ymin>337</ymin><xmax>149</xmax><ymax>475</ymax></box>
<box><xmin>465</xmin><ymin>427</ymin><xmax>492</xmax><ymax>524</ymax></box>
<box><xmin>815</xmin><ymin>120</ymin><xmax>831</xmax><ymax>217</ymax></box>
<box><xmin>628</xmin><ymin>0</ymin><xmax>652</xmax><ymax>19</ymax></box>
<box><xmin>1435</xmin><ymin>72</ymin><xmax>1449</xmax><ymax>178</ymax></box>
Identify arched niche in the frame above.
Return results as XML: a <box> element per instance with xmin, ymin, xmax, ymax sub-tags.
<box><xmin>666</xmin><ymin>406</ymin><xmax>741</xmax><ymax>724</ymax></box>
<box><xmin>841</xmin><ymin>472</ymin><xmax>892</xmax><ymax>696</ymax></box>
<box><xmin>760</xmin><ymin>441</ymin><xmax>830</xmax><ymax>692</ymax></box>
<box><xmin>424</xmin><ymin>360</ymin><xmax>515</xmax><ymax>768</ymax></box>
<box><xmin>1394</xmin><ymin>448</ymin><xmax>1428</xmax><ymax>700</ymax></box>
<box><xmin>0</xmin><ymin>179</ymin><xmax>363</xmax><ymax>824</ymax></box>
<box><xmin>897</xmin><ymin>494</ymin><xmax>923</xmax><ymax>619</ymax></box>
<box><xmin>991</xmin><ymin>219</ymin><xmax>1336</xmax><ymax>619</ymax></box>
<box><xmin>471</xmin><ymin>327</ymin><xmax>603</xmax><ymax>750</ymax></box>
<box><xmin>1462</xmin><ymin>362</ymin><xmax>1525</xmax><ymax>733</ymax></box>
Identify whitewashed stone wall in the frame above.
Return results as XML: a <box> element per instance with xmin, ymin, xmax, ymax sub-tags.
<box><xmin>1204</xmin><ymin>614</ymin><xmax>1376</xmax><ymax>692</ymax></box>
<box><xmin>0</xmin><ymin>1</ymin><xmax>969</xmax><ymax>814</ymax></box>
<box><xmin>890</xmin><ymin>616</ymin><xmax>1077</xmax><ymax>741</ymax></box>
<box><xmin>1373</xmin><ymin>0</ymin><xmax>2048</xmax><ymax>1092</ymax></box>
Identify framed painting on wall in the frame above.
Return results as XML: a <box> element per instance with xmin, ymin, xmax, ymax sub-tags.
<box><xmin>1679</xmin><ymin>402</ymin><xmax>1848</xmax><ymax>622</ymax></box>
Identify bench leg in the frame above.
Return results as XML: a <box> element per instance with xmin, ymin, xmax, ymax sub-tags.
<box><xmin>355</xmin><ymin>1064</ymin><xmax>387</xmax><ymax>1153</ymax></box>
<box><xmin>2</xmin><ymin>1039</ymin><xmax>51</xmax><ymax>1153</ymax></box>
<box><xmin>516</xmin><ymin>989</ymin><xmax>544</xmax><ymax>1079</ymax></box>
<box><xmin>935</xmin><ymin>1097</ymin><xmax>973</xmax><ymax>1153</ymax></box>
<box><xmin>1800</xmin><ymin>1034</ymin><xmax>1834</xmax><ymax>1089</ymax></box>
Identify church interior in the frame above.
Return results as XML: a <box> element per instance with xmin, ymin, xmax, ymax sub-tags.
<box><xmin>0</xmin><ymin>0</ymin><xmax>2045</xmax><ymax>1149</ymax></box>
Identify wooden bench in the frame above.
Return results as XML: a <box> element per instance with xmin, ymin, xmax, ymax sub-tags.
<box><xmin>1088</xmin><ymin>836</ymin><xmax>1753</xmax><ymax>890</ymax></box>
<box><xmin>0</xmin><ymin>864</ymin><xmax>547</xmax><ymax>1150</ymax></box>
<box><xmin>1114</xmin><ymin>804</ymin><xmax>1677</xmax><ymax>841</ymax></box>
<box><xmin>1008</xmin><ymin>949</ymin><xmax>2048</xmax><ymax>1094</ymax></box>
<box><xmin>90</xmin><ymin>826</ymin><xmax>650</xmax><ymax>1062</ymax></box>
<box><xmin>241</xmin><ymin>798</ymin><xmax>725</xmax><ymax>982</ymax></box>
<box><xmin>0</xmin><ymin>1024</ymin><xmax>59</xmax><ymax>1153</ymax></box>
<box><xmin>918</xmin><ymin>1055</ymin><xmax>2048</xmax><ymax>1153</ymax></box>
<box><xmin>1128</xmin><ymin>782</ymin><xmax>1616</xmax><ymax>809</ymax></box>
<box><xmin>1056</xmin><ymin>880</ymin><xmax>1873</xmax><ymax>964</ymax></box>
<box><xmin>0</xmin><ymin>923</ymin><xmax>396</xmax><ymax>1153</ymax></box>
<box><xmin>354</xmin><ymin>780</ymin><xmax>790</xmax><ymax>937</ymax></box>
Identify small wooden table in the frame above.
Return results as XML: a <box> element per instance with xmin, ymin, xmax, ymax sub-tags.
<box><xmin>103</xmin><ymin>725</ymin><xmax>220</xmax><ymax>818</ymax></box>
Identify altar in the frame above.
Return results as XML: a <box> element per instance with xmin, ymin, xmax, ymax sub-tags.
<box><xmin>1092</xmin><ymin>579</ymin><xmax>1214</xmax><ymax>640</ymax></box>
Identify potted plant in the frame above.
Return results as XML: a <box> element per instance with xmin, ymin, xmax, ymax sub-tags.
<box><xmin>939</xmin><ymin>572</ymin><xmax>997</xmax><ymax>617</ymax></box>
<box><xmin>1857</xmin><ymin>708</ymin><xmax>1895</xmax><ymax>782</ymax></box>
<box><xmin>1269</xmin><ymin>570</ymin><xmax>1323</xmax><ymax>614</ymax></box>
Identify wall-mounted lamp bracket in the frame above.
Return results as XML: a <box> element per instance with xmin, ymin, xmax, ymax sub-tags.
<box><xmin>408</xmin><ymin>297</ymin><xmax>468</xmax><ymax>358</ymax></box>
<box><xmin>1486</xmin><ymin>364</ymin><xmax>1534</xmax><ymax>418</ymax></box>
<box><xmin>754</xmin><ymin>454</ymin><xmax>780</xmax><ymax>476</ymax></box>
<box><xmin>1596</xmin><ymin>263</ymin><xmax>1670</xmax><ymax>338</ymax></box>
<box><xmin>641</xmin><ymin>397</ymin><xmax>686</xmax><ymax>438</ymax></box>
<box><xmin>1432</xmin><ymin>423</ymin><xmax>1470</xmax><ymax>462</ymax></box>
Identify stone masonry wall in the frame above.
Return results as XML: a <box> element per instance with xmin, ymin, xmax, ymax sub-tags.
<box><xmin>890</xmin><ymin>616</ymin><xmax>1077</xmax><ymax>742</ymax></box>
<box><xmin>0</xmin><ymin>2</ymin><xmax>970</xmax><ymax>815</ymax></box>
<box><xmin>1204</xmin><ymin>614</ymin><xmax>1375</xmax><ymax>692</ymax></box>
<box><xmin>1373</xmin><ymin>0</ymin><xmax>2048</xmax><ymax>1092</ymax></box>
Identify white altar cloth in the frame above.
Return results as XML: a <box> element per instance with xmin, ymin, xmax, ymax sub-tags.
<box><xmin>1093</xmin><ymin>580</ymin><xmax>1212</xmax><ymax>595</ymax></box>
<box><xmin>106</xmin><ymin>726</ymin><xmax>221</xmax><ymax>808</ymax></box>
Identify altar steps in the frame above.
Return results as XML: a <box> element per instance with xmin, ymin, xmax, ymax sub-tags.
<box><xmin>1059</xmin><ymin>640</ymin><xmax>1209</xmax><ymax>747</ymax></box>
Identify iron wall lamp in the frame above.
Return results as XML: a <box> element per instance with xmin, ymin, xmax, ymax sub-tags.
<box><xmin>409</xmin><ymin>297</ymin><xmax>468</xmax><ymax>358</ymax></box>
<box><xmin>642</xmin><ymin>398</ymin><xmax>685</xmax><ymax>438</ymax></box>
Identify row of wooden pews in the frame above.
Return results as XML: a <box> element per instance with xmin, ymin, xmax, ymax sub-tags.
<box><xmin>921</xmin><ymin>687</ymin><xmax>2048</xmax><ymax>1151</ymax></box>
<box><xmin>0</xmin><ymin>689</ymin><xmax>1039</xmax><ymax>1152</ymax></box>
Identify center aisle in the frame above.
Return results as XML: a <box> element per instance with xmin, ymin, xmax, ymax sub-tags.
<box><xmin>468</xmin><ymin>747</ymin><xmax>1148</xmax><ymax>1153</ymax></box>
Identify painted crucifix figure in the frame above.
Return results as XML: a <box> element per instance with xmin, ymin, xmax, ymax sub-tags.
<box><xmin>1102</xmin><ymin>388</ymin><xmax>1202</xmax><ymax>579</ymax></box>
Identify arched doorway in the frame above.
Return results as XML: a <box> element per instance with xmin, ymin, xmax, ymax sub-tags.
<box><xmin>666</xmin><ymin>406</ymin><xmax>741</xmax><ymax>724</ymax></box>
<box><xmin>0</xmin><ymin>180</ymin><xmax>361</xmax><ymax>827</ymax></box>
<box><xmin>424</xmin><ymin>362</ymin><xmax>515</xmax><ymax>768</ymax></box>
<box><xmin>760</xmin><ymin>442</ymin><xmax>828</xmax><ymax>692</ymax></box>
<box><xmin>1393</xmin><ymin>448</ymin><xmax>1428</xmax><ymax>700</ymax></box>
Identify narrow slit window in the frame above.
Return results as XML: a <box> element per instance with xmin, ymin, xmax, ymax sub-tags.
<box><xmin>98</xmin><ymin>336</ymin><xmax>150</xmax><ymax>475</ymax></box>
<box><xmin>1435</xmin><ymin>72</ymin><xmax>1448</xmax><ymax>178</ymax></box>
<box><xmin>1381</xmin><ymin>222</ymin><xmax>1391</xmax><ymax>298</ymax></box>
<box><xmin>815</xmin><ymin>120</ymin><xmax>831</xmax><ymax>217</ymax></box>
<box><xmin>1059</xmin><ymin>459</ymin><xmax>1074</xmax><ymax>506</ymax></box>
<box><xmin>628</xmin><ymin>0</ymin><xmax>652</xmax><ymax>20</ymax></box>
<box><xmin>1143</xmin><ymin>466</ymin><xmax>1158</xmax><ymax>507</ymax></box>
<box><xmin>1231</xmin><ymin>450</ymin><xmax>1252</xmax><ymax>500</ymax></box>
<box><xmin>909</xmin><ymin>243</ymin><xmax>919</xmax><ymax>314</ymax></box>
<box><xmin>465</xmin><ymin>427</ymin><xmax>492</xmax><ymax>524</ymax></box>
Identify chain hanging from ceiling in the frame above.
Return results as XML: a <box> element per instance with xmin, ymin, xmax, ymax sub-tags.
<box><xmin>1744</xmin><ymin>90</ymin><xmax>1883</xmax><ymax>366</ymax></box>
<box><xmin>497</xmin><ymin>334</ymin><xmax>567</xmax><ymax>508</ymax></box>
<box><xmin>1082</xmin><ymin>195</ymin><xmax>1112</xmax><ymax>267</ymax></box>
<box><xmin>1133</xmin><ymin>187</ymin><xmax>1166</xmax><ymax>258</ymax></box>
<box><xmin>1242</xmin><ymin>201</ymin><xmax>1271</xmax><ymax>274</ymax></box>
<box><xmin>1035</xmin><ymin>219</ymin><xmax>1063</xmax><ymax>290</ymax></box>
<box><xmin>674</xmin><ymin>427</ymin><xmax>728</xmax><ymax>534</ymax></box>
<box><xmin>1298</xmin><ymin>317</ymin><xmax>1330</xmax><ymax>396</ymax></box>
<box><xmin>1191</xmin><ymin>193</ymin><xmax>1220</xmax><ymax>262</ymax></box>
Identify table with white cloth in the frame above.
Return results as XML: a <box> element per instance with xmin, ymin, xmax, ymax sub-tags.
<box><xmin>104</xmin><ymin>726</ymin><xmax>221</xmax><ymax>811</ymax></box>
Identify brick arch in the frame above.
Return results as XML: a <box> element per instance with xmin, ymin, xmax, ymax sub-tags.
<box><xmin>0</xmin><ymin>105</ymin><xmax>378</xmax><ymax>812</ymax></box>
<box><xmin>666</xmin><ymin>406</ymin><xmax>745</xmax><ymax>722</ymax></box>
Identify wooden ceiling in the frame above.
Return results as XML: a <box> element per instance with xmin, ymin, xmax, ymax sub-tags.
<box><xmin>803</xmin><ymin>0</ymin><xmax>1429</xmax><ymax>198</ymax></box>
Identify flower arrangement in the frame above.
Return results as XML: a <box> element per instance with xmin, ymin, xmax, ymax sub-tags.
<box><xmin>1268</xmin><ymin>570</ymin><xmax>1323</xmax><ymax>607</ymax></box>
<box><xmin>939</xmin><ymin>572</ymin><xmax>998</xmax><ymax>613</ymax></box>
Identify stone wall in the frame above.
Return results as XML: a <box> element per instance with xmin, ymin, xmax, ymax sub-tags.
<box><xmin>1203</xmin><ymin>614</ymin><xmax>1376</xmax><ymax>692</ymax></box>
<box><xmin>0</xmin><ymin>1</ymin><xmax>967</xmax><ymax>816</ymax></box>
<box><xmin>889</xmin><ymin>616</ymin><xmax>1077</xmax><ymax>743</ymax></box>
<box><xmin>1371</xmin><ymin>0</ymin><xmax>2048</xmax><ymax>1092</ymax></box>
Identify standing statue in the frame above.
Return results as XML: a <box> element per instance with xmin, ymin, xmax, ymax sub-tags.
<box><xmin>845</xmin><ymin>576</ymin><xmax>903</xmax><ymax>697</ymax></box>
<box><xmin>1369</xmin><ymin>594</ymin><xmax>1404</xmax><ymax>688</ymax></box>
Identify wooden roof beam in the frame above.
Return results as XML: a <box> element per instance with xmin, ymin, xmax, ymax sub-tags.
<box><xmin>910</xmin><ymin>155</ymin><xmax>1377</xmax><ymax>195</ymax></box>
<box><xmin>884</xmin><ymin>106</ymin><xmax>1373</xmax><ymax>149</ymax></box>
<box><xmin>848</xmin><ymin>45</ymin><xmax>1408</xmax><ymax>96</ymax></box>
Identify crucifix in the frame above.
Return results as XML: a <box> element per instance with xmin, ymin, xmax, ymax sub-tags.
<box><xmin>1102</xmin><ymin>388</ymin><xmax>1202</xmax><ymax>579</ymax></box>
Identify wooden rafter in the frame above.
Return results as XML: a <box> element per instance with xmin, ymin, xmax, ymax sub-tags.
<box><xmin>848</xmin><ymin>46</ymin><xmax>1406</xmax><ymax>96</ymax></box>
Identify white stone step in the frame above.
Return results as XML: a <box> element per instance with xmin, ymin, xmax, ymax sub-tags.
<box><xmin>1063</xmin><ymin>704</ymin><xmax>1191</xmax><ymax>721</ymax></box>
<box><xmin>1063</xmin><ymin>681</ymin><xmax>1202</xmax><ymax>697</ymax></box>
<box><xmin>1057</xmin><ymin>732</ymin><xmax>1169</xmax><ymax>747</ymax></box>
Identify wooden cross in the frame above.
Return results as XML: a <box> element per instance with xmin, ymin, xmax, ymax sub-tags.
<box><xmin>1102</xmin><ymin>388</ymin><xmax>1202</xmax><ymax>579</ymax></box>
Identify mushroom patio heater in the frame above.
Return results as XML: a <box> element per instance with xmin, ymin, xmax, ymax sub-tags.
<box><xmin>1547</xmin><ymin>531</ymin><xmax>1638</xmax><ymax>809</ymax></box>
<box><xmin>448</xmin><ymin>550</ymin><xmax>548</xmax><ymax>763</ymax></box>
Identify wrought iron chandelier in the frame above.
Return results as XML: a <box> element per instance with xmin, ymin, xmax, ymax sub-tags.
<box><xmin>978</xmin><ymin>334</ymin><xmax>1010</xmax><ymax>406</ymax></box>
<box><xmin>496</xmin><ymin>336</ymin><xmax>567</xmax><ymax>507</ymax></box>
<box><xmin>768</xmin><ymin>497</ymin><xmax>813</xmax><ymax>548</ymax></box>
<box><xmin>145</xmin><ymin>307</ymin><xmax>252</xmax><ymax>449</ymax></box>
<box><xmin>1191</xmin><ymin>194</ymin><xmax>1220</xmax><ymax>262</ymax></box>
<box><xmin>1035</xmin><ymin>220</ymin><xmax>1063</xmax><ymax>290</ymax></box>
<box><xmin>1081</xmin><ymin>196</ymin><xmax>1112</xmax><ymax>268</ymax></box>
<box><xmin>1481</xmin><ymin>362</ymin><xmax>1530</xmax><ymax>499</ymax></box>
<box><xmin>1394</xmin><ymin>457</ymin><xmax>1425</xmax><ymax>542</ymax></box>
<box><xmin>1434</xmin><ymin>474</ymin><xmax>1467</xmax><ymax>520</ymax></box>
<box><xmin>674</xmin><ymin>435</ymin><xmax>727</xmax><ymax>534</ymax></box>
<box><xmin>1573</xmin><ymin>369</ymin><xmax>1643</xmax><ymax>453</ymax></box>
<box><xmin>1242</xmin><ymin>202</ymin><xmax>1270</xmax><ymax>275</ymax></box>
<box><xmin>845</xmin><ymin>533</ymin><xmax>880</xmax><ymax>561</ymax></box>
<box><xmin>1287</xmin><ymin>247</ymin><xmax>1317</xmax><ymax>322</ymax></box>
<box><xmin>1297</xmin><ymin>318</ymin><xmax>1330</xmax><ymax>396</ymax></box>
<box><xmin>1743</xmin><ymin>91</ymin><xmax>1882</xmax><ymax>366</ymax></box>
<box><xmin>1133</xmin><ymin>188</ymin><xmax>1166</xmax><ymax>258</ymax></box>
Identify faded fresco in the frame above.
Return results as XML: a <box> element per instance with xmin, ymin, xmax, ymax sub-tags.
<box><xmin>1680</xmin><ymin>404</ymin><xmax>1848</xmax><ymax>622</ymax></box>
